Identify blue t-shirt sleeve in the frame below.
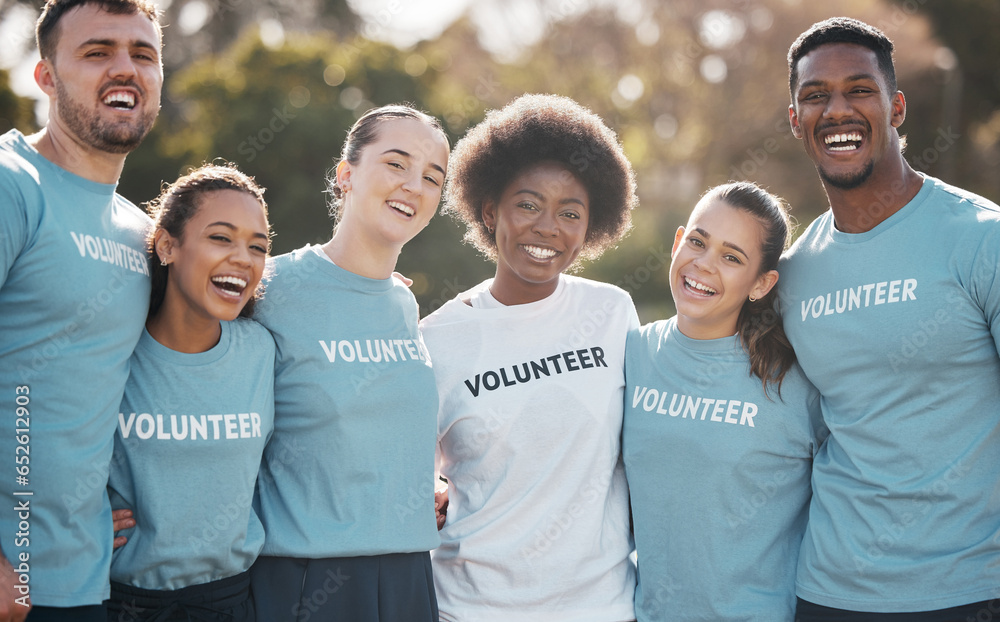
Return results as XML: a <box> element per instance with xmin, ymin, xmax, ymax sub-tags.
<box><xmin>972</xmin><ymin>226</ymin><xmax>1000</xmax><ymax>354</ymax></box>
<box><xmin>0</xmin><ymin>174</ymin><xmax>29</xmax><ymax>287</ymax></box>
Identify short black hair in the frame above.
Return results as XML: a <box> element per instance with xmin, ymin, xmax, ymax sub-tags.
<box><xmin>444</xmin><ymin>93</ymin><xmax>637</xmax><ymax>264</ymax></box>
<box><xmin>36</xmin><ymin>0</ymin><xmax>161</xmax><ymax>61</ymax></box>
<box><xmin>788</xmin><ymin>17</ymin><xmax>896</xmax><ymax>99</ymax></box>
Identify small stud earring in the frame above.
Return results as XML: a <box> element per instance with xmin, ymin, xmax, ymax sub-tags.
<box><xmin>748</xmin><ymin>295</ymin><xmax>757</xmax><ymax>302</ymax></box>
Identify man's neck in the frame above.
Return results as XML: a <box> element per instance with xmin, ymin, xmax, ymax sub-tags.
<box><xmin>824</xmin><ymin>158</ymin><xmax>924</xmax><ymax>234</ymax></box>
<box><xmin>26</xmin><ymin>126</ymin><xmax>127</xmax><ymax>185</ymax></box>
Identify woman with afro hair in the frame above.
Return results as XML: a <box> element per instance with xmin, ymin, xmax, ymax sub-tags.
<box><xmin>420</xmin><ymin>93</ymin><xmax>639</xmax><ymax>621</ymax></box>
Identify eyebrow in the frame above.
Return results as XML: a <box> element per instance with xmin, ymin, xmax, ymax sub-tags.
<box><xmin>692</xmin><ymin>227</ymin><xmax>749</xmax><ymax>258</ymax></box>
<box><xmin>798</xmin><ymin>73</ymin><xmax>879</xmax><ymax>91</ymax></box>
<box><xmin>382</xmin><ymin>149</ymin><xmax>446</xmax><ymax>177</ymax></box>
<box><xmin>514</xmin><ymin>189</ymin><xmax>586</xmax><ymax>207</ymax></box>
<box><xmin>207</xmin><ymin>221</ymin><xmax>269</xmax><ymax>240</ymax></box>
<box><xmin>79</xmin><ymin>37</ymin><xmax>160</xmax><ymax>59</ymax></box>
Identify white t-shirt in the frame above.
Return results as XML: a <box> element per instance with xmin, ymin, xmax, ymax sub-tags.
<box><xmin>420</xmin><ymin>275</ymin><xmax>639</xmax><ymax>622</ymax></box>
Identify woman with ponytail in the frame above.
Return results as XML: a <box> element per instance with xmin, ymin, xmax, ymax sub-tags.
<box><xmin>622</xmin><ymin>181</ymin><xmax>827</xmax><ymax>621</ymax></box>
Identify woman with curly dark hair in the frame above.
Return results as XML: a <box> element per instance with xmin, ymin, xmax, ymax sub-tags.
<box><xmin>420</xmin><ymin>93</ymin><xmax>639</xmax><ymax>621</ymax></box>
<box><xmin>107</xmin><ymin>163</ymin><xmax>275</xmax><ymax>620</ymax></box>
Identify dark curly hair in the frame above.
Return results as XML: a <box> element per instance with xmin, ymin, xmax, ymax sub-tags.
<box><xmin>788</xmin><ymin>17</ymin><xmax>896</xmax><ymax>99</ymax></box>
<box><xmin>443</xmin><ymin>93</ymin><xmax>637</xmax><ymax>264</ymax></box>
<box><xmin>146</xmin><ymin>162</ymin><xmax>270</xmax><ymax>320</ymax></box>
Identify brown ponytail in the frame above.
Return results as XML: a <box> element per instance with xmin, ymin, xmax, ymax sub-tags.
<box><xmin>704</xmin><ymin>182</ymin><xmax>795</xmax><ymax>398</ymax></box>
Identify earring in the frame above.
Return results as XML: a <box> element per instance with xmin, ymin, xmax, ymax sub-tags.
<box><xmin>160</xmin><ymin>256</ymin><xmax>168</xmax><ymax>267</ymax></box>
<box><xmin>748</xmin><ymin>295</ymin><xmax>757</xmax><ymax>302</ymax></box>
<box><xmin>487</xmin><ymin>225</ymin><xmax>495</xmax><ymax>234</ymax></box>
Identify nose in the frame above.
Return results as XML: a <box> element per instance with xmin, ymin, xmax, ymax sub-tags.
<box><xmin>230</xmin><ymin>243</ymin><xmax>253</xmax><ymax>268</ymax></box>
<box><xmin>823</xmin><ymin>90</ymin><xmax>853</xmax><ymax>120</ymax></box>
<box><xmin>107</xmin><ymin>48</ymin><xmax>138</xmax><ymax>80</ymax></box>
<box><xmin>401</xmin><ymin>170</ymin><xmax>423</xmax><ymax>196</ymax></box>
<box><xmin>531</xmin><ymin>210</ymin><xmax>558</xmax><ymax>237</ymax></box>
<box><xmin>691</xmin><ymin>254</ymin><xmax>716</xmax><ymax>274</ymax></box>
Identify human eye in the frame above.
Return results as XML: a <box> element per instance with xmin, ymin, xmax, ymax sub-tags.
<box><xmin>251</xmin><ymin>244</ymin><xmax>268</xmax><ymax>255</ymax></box>
<box><xmin>424</xmin><ymin>174</ymin><xmax>441</xmax><ymax>186</ymax></box>
<box><xmin>561</xmin><ymin>210</ymin><xmax>581</xmax><ymax>220</ymax></box>
<box><xmin>800</xmin><ymin>90</ymin><xmax>826</xmax><ymax>103</ymax></box>
<box><xmin>517</xmin><ymin>201</ymin><xmax>538</xmax><ymax>211</ymax></box>
<box><xmin>724</xmin><ymin>253</ymin><xmax>743</xmax><ymax>264</ymax></box>
<box><xmin>209</xmin><ymin>234</ymin><xmax>231</xmax><ymax>243</ymax></box>
<box><xmin>688</xmin><ymin>237</ymin><xmax>705</xmax><ymax>248</ymax></box>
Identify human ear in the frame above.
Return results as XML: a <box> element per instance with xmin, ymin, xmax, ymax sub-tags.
<box><xmin>153</xmin><ymin>228</ymin><xmax>178</xmax><ymax>266</ymax></box>
<box><xmin>34</xmin><ymin>60</ymin><xmax>56</xmax><ymax>97</ymax></box>
<box><xmin>890</xmin><ymin>91</ymin><xmax>906</xmax><ymax>128</ymax></box>
<box><xmin>789</xmin><ymin>105</ymin><xmax>803</xmax><ymax>139</ymax></box>
<box><xmin>752</xmin><ymin>269</ymin><xmax>779</xmax><ymax>301</ymax></box>
<box><xmin>482</xmin><ymin>200</ymin><xmax>497</xmax><ymax>232</ymax></box>
<box><xmin>335</xmin><ymin>159</ymin><xmax>352</xmax><ymax>193</ymax></box>
<box><xmin>671</xmin><ymin>226</ymin><xmax>685</xmax><ymax>257</ymax></box>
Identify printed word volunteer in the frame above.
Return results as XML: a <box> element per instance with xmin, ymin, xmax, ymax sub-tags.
<box><xmin>119</xmin><ymin>412</ymin><xmax>264</xmax><ymax>441</ymax></box>
<box><xmin>798</xmin><ymin>278</ymin><xmax>917</xmax><ymax>321</ymax></box>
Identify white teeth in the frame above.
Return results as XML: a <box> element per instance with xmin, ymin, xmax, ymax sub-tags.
<box><xmin>684</xmin><ymin>277</ymin><xmax>716</xmax><ymax>294</ymax></box>
<box><xmin>387</xmin><ymin>201</ymin><xmax>414</xmax><ymax>216</ymax></box>
<box><xmin>522</xmin><ymin>245</ymin><xmax>557</xmax><ymax>259</ymax></box>
<box><xmin>824</xmin><ymin>132</ymin><xmax>863</xmax><ymax>144</ymax></box>
<box><xmin>212</xmin><ymin>276</ymin><xmax>247</xmax><ymax>292</ymax></box>
<box><xmin>103</xmin><ymin>91</ymin><xmax>135</xmax><ymax>108</ymax></box>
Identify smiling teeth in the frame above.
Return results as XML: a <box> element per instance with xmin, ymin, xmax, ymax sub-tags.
<box><xmin>388</xmin><ymin>201</ymin><xmax>414</xmax><ymax>216</ymax></box>
<box><xmin>825</xmin><ymin>132</ymin><xmax>862</xmax><ymax>151</ymax></box>
<box><xmin>523</xmin><ymin>245</ymin><xmax>557</xmax><ymax>259</ymax></box>
<box><xmin>103</xmin><ymin>91</ymin><xmax>135</xmax><ymax>108</ymax></box>
<box><xmin>685</xmin><ymin>277</ymin><xmax>716</xmax><ymax>294</ymax></box>
<box><xmin>212</xmin><ymin>276</ymin><xmax>247</xmax><ymax>291</ymax></box>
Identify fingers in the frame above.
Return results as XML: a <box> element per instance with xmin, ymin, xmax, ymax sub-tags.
<box><xmin>434</xmin><ymin>489</ymin><xmax>449</xmax><ymax>530</ymax></box>
<box><xmin>112</xmin><ymin>508</ymin><xmax>135</xmax><ymax>532</ymax></box>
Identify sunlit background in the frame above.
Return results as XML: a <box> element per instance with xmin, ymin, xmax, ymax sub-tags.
<box><xmin>1</xmin><ymin>0</ymin><xmax>997</xmax><ymax>322</ymax></box>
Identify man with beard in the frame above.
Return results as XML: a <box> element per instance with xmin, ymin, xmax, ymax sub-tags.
<box><xmin>778</xmin><ymin>17</ymin><xmax>1000</xmax><ymax>621</ymax></box>
<box><xmin>0</xmin><ymin>1</ymin><xmax>162</xmax><ymax>620</ymax></box>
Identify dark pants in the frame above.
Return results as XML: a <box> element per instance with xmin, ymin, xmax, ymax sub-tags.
<box><xmin>250</xmin><ymin>552</ymin><xmax>438</xmax><ymax>622</ymax></box>
<box><xmin>105</xmin><ymin>571</ymin><xmax>254</xmax><ymax>622</ymax></box>
<box><xmin>797</xmin><ymin>597</ymin><xmax>1000</xmax><ymax>622</ymax></box>
<box><xmin>28</xmin><ymin>605</ymin><xmax>106</xmax><ymax>622</ymax></box>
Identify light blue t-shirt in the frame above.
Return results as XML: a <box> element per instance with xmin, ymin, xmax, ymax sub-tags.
<box><xmin>623</xmin><ymin>317</ymin><xmax>825</xmax><ymax>621</ymax></box>
<box><xmin>108</xmin><ymin>319</ymin><xmax>275</xmax><ymax>590</ymax></box>
<box><xmin>779</xmin><ymin>175</ymin><xmax>1000</xmax><ymax>612</ymax></box>
<box><xmin>0</xmin><ymin>130</ymin><xmax>151</xmax><ymax>606</ymax></box>
<box><xmin>253</xmin><ymin>245</ymin><xmax>440</xmax><ymax>557</ymax></box>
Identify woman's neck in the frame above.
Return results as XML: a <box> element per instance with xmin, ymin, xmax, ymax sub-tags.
<box><xmin>322</xmin><ymin>227</ymin><xmax>401</xmax><ymax>280</ymax></box>
<box><xmin>145</xmin><ymin>298</ymin><xmax>222</xmax><ymax>354</ymax></box>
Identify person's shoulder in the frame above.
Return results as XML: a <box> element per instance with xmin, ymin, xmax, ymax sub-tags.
<box><xmin>628</xmin><ymin>317</ymin><xmax>672</xmax><ymax>348</ymax></box>
<box><xmin>561</xmin><ymin>274</ymin><xmax>635</xmax><ymax>306</ymax></box>
<box><xmin>229</xmin><ymin>317</ymin><xmax>278</xmax><ymax>357</ymax></box>
<box><xmin>263</xmin><ymin>245</ymin><xmax>317</xmax><ymax>280</ymax></box>
<box><xmin>419</xmin><ymin>289</ymin><xmax>474</xmax><ymax>332</ymax></box>
<box><xmin>783</xmin><ymin>210</ymin><xmax>832</xmax><ymax>256</ymax></box>
<box><xmin>0</xmin><ymin>131</ymin><xmax>42</xmax><ymax>192</ymax></box>
<box><xmin>113</xmin><ymin>192</ymin><xmax>153</xmax><ymax>225</ymax></box>
<box><xmin>925</xmin><ymin>175</ymin><xmax>1000</xmax><ymax>219</ymax></box>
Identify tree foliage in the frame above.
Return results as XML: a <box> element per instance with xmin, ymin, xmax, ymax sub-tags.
<box><xmin>5</xmin><ymin>0</ymin><xmax>995</xmax><ymax>320</ymax></box>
